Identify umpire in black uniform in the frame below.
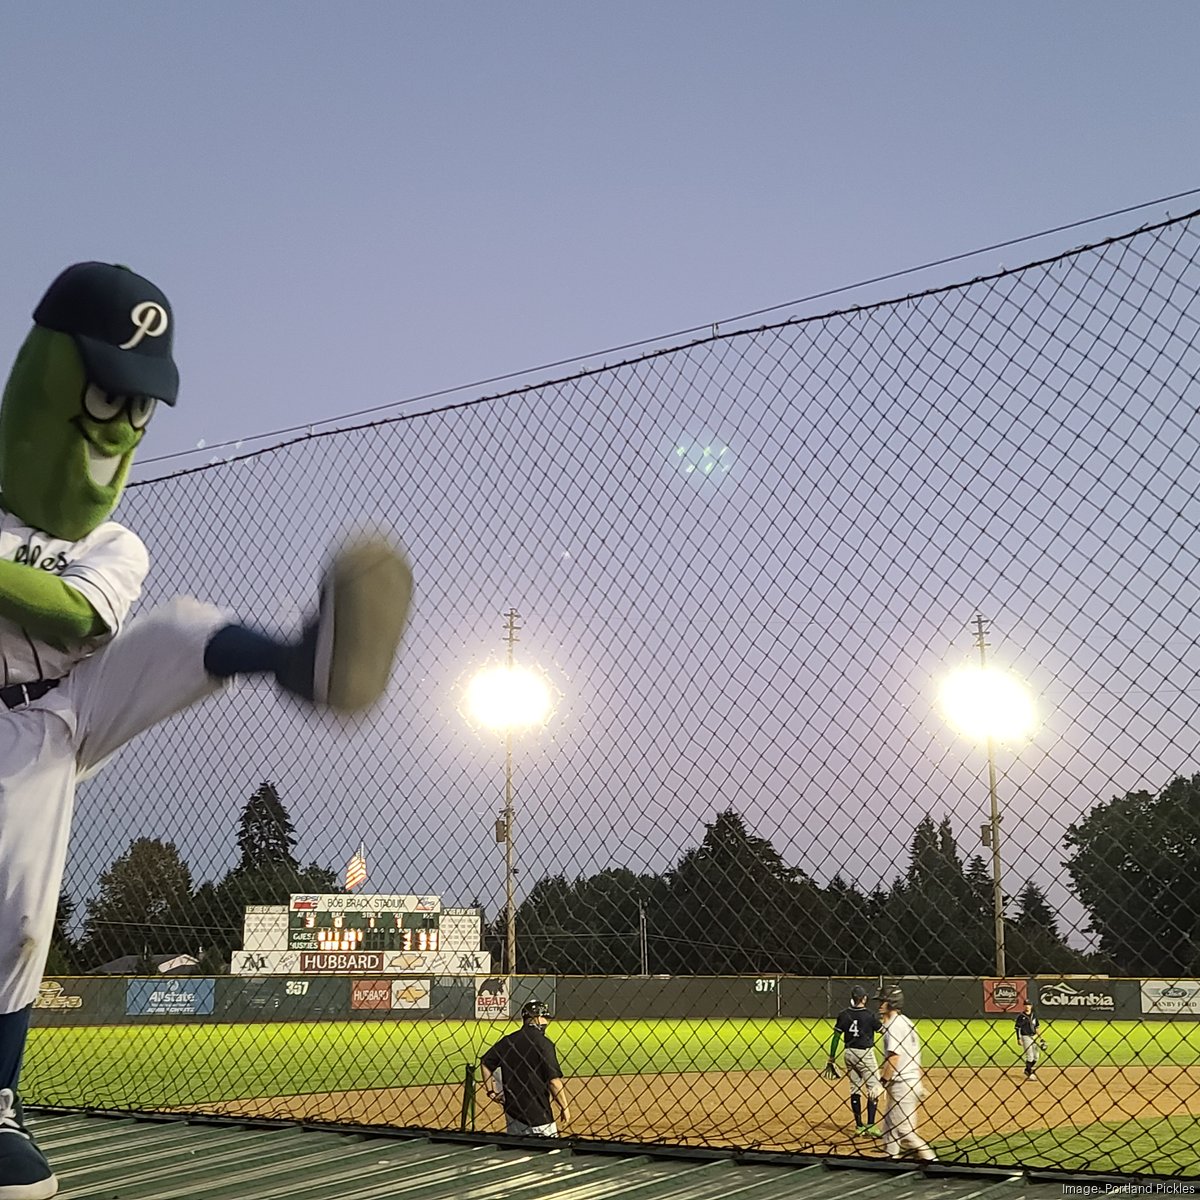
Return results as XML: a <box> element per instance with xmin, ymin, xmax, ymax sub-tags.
<box><xmin>481</xmin><ymin>999</ymin><xmax>570</xmax><ymax>1135</ymax></box>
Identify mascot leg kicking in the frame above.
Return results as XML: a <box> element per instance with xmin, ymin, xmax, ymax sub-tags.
<box><xmin>0</xmin><ymin>262</ymin><xmax>412</xmax><ymax>1198</ymax></box>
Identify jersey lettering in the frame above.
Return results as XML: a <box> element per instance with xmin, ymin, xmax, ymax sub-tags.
<box><xmin>13</xmin><ymin>543</ymin><xmax>70</xmax><ymax>574</ymax></box>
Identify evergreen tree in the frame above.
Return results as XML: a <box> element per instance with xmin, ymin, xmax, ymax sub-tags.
<box><xmin>885</xmin><ymin>815</ymin><xmax>991</xmax><ymax>975</ymax></box>
<box><xmin>936</xmin><ymin>817</ymin><xmax>968</xmax><ymax>895</ymax></box>
<box><xmin>906</xmin><ymin>815</ymin><xmax>940</xmax><ymax>887</ymax></box>
<box><xmin>1015</xmin><ymin>880</ymin><xmax>1059</xmax><ymax>939</ymax></box>
<box><xmin>187</xmin><ymin>782</ymin><xmax>338</xmax><ymax>963</ymax></box>
<box><xmin>80</xmin><ymin>838</ymin><xmax>194</xmax><ymax>966</ymax></box>
<box><xmin>661</xmin><ymin>809</ymin><xmax>836</xmax><ymax>974</ymax></box>
<box><xmin>236</xmin><ymin>781</ymin><xmax>297</xmax><ymax>870</ymax></box>
<box><xmin>964</xmin><ymin>856</ymin><xmax>992</xmax><ymax>918</ymax></box>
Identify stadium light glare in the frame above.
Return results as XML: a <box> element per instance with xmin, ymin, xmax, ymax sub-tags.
<box><xmin>464</xmin><ymin>614</ymin><xmax>554</xmax><ymax>978</ymax></box>
<box><xmin>465</xmin><ymin>665</ymin><xmax>552</xmax><ymax>733</ymax></box>
<box><xmin>938</xmin><ymin>619</ymin><xmax>1035</xmax><ymax>981</ymax></box>
<box><xmin>939</xmin><ymin>666</ymin><xmax>1034</xmax><ymax>743</ymax></box>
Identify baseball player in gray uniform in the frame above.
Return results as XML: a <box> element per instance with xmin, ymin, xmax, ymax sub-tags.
<box><xmin>826</xmin><ymin>984</ymin><xmax>883</xmax><ymax>1135</ymax></box>
<box><xmin>1014</xmin><ymin>1002</ymin><xmax>1040</xmax><ymax>1081</ymax></box>
<box><xmin>875</xmin><ymin>985</ymin><xmax>936</xmax><ymax>1163</ymax></box>
<box><xmin>0</xmin><ymin>262</ymin><xmax>411</xmax><ymax>1198</ymax></box>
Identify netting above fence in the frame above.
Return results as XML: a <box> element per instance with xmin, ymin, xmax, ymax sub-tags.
<box><xmin>32</xmin><ymin>208</ymin><xmax>1200</xmax><ymax>1178</ymax></box>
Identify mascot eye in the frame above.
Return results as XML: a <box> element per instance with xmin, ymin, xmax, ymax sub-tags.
<box><xmin>128</xmin><ymin>396</ymin><xmax>157</xmax><ymax>430</ymax></box>
<box><xmin>83</xmin><ymin>384</ymin><xmax>125</xmax><ymax>423</ymax></box>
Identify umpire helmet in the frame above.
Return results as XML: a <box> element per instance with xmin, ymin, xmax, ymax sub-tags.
<box><xmin>521</xmin><ymin>999</ymin><xmax>552</xmax><ymax>1021</ymax></box>
<box><xmin>874</xmin><ymin>985</ymin><xmax>904</xmax><ymax>1010</ymax></box>
<box><xmin>850</xmin><ymin>985</ymin><xmax>868</xmax><ymax>1002</ymax></box>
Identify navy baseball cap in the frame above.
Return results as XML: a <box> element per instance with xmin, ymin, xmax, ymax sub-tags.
<box><xmin>33</xmin><ymin>262</ymin><xmax>179</xmax><ymax>404</ymax></box>
<box><xmin>850</xmin><ymin>985</ymin><xmax>867</xmax><ymax>1001</ymax></box>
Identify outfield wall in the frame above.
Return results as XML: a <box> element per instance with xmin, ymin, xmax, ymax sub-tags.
<box><xmin>29</xmin><ymin>973</ymin><xmax>1200</xmax><ymax>1027</ymax></box>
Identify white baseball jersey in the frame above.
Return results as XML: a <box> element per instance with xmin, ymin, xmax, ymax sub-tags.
<box><xmin>881</xmin><ymin>1012</ymin><xmax>922</xmax><ymax>1083</ymax></box>
<box><xmin>0</xmin><ymin>506</ymin><xmax>148</xmax><ymax>684</ymax></box>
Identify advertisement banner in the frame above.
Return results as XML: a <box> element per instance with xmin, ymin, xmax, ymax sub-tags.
<box><xmin>475</xmin><ymin>976</ymin><xmax>510</xmax><ymax>1020</ymax></box>
<box><xmin>33</xmin><ymin>980</ymin><xmax>83</xmax><ymax>1011</ymax></box>
<box><xmin>300</xmin><ymin>952</ymin><xmax>385</xmax><ymax>974</ymax></box>
<box><xmin>351</xmin><ymin>980</ymin><xmax>392</xmax><ymax>1010</ymax></box>
<box><xmin>1035</xmin><ymin>979</ymin><xmax>1116</xmax><ymax>1013</ymax></box>
<box><xmin>1140</xmin><ymin>979</ymin><xmax>1200</xmax><ymax>1015</ymax></box>
<box><xmin>982</xmin><ymin>978</ymin><xmax>1027</xmax><ymax>1013</ymax></box>
<box><xmin>350</xmin><ymin>979</ymin><xmax>432</xmax><ymax>1011</ymax></box>
<box><xmin>391</xmin><ymin>979</ymin><xmax>431</xmax><ymax>1010</ymax></box>
<box><xmin>230</xmin><ymin>948</ymin><xmax>488</xmax><ymax>976</ymax></box>
<box><xmin>126</xmin><ymin>978</ymin><xmax>215</xmax><ymax>1016</ymax></box>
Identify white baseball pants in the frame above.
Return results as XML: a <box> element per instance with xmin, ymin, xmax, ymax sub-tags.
<box><xmin>0</xmin><ymin>598</ymin><xmax>229</xmax><ymax>1014</ymax></box>
<box><xmin>882</xmin><ymin>1079</ymin><xmax>932</xmax><ymax>1158</ymax></box>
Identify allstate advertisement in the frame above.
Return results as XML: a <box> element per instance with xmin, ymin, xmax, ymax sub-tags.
<box><xmin>126</xmin><ymin>978</ymin><xmax>215</xmax><ymax>1016</ymax></box>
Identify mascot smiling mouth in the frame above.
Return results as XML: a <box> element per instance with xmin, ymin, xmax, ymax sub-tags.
<box><xmin>83</xmin><ymin>439</ymin><xmax>124</xmax><ymax>488</ymax></box>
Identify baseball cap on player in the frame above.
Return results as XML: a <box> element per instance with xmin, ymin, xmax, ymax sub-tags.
<box><xmin>33</xmin><ymin>262</ymin><xmax>179</xmax><ymax>404</ymax></box>
<box><xmin>850</xmin><ymin>985</ymin><xmax>868</xmax><ymax>1002</ymax></box>
<box><xmin>874</xmin><ymin>985</ymin><xmax>904</xmax><ymax>1009</ymax></box>
<box><xmin>521</xmin><ymin>999</ymin><xmax>552</xmax><ymax>1020</ymax></box>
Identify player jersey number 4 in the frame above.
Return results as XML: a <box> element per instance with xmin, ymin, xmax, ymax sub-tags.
<box><xmin>0</xmin><ymin>508</ymin><xmax>148</xmax><ymax>684</ymax></box>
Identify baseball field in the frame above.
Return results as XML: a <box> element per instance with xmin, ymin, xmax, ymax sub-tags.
<box><xmin>25</xmin><ymin>1017</ymin><xmax>1200</xmax><ymax>1178</ymax></box>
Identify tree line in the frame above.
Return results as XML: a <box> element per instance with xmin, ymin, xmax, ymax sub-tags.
<box><xmin>49</xmin><ymin>782</ymin><xmax>336</xmax><ymax>973</ymax></box>
<box><xmin>490</xmin><ymin>809</ymin><xmax>1090</xmax><ymax>977</ymax></box>
<box><xmin>50</xmin><ymin>773</ymin><xmax>1200</xmax><ymax>978</ymax></box>
<box><xmin>491</xmin><ymin>773</ymin><xmax>1200</xmax><ymax>979</ymax></box>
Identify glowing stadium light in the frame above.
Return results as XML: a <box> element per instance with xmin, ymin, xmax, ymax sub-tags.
<box><xmin>462</xmin><ymin>611</ymin><xmax>554</xmax><ymax>977</ymax></box>
<box><xmin>940</xmin><ymin>666</ymin><xmax>1035</xmax><ymax>744</ymax></box>
<box><xmin>464</xmin><ymin>664</ymin><xmax>552</xmax><ymax>733</ymax></box>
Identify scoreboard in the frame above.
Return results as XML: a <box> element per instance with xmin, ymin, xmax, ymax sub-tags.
<box><xmin>287</xmin><ymin>893</ymin><xmax>441</xmax><ymax>953</ymax></box>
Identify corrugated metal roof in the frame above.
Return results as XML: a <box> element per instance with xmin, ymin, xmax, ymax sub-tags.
<box><xmin>25</xmin><ymin>1112</ymin><xmax>1111</xmax><ymax>1199</ymax></box>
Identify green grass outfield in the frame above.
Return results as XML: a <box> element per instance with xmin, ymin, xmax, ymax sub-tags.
<box><xmin>942</xmin><ymin>1115</ymin><xmax>1200</xmax><ymax>1178</ymax></box>
<box><xmin>25</xmin><ymin>1016</ymin><xmax>1200</xmax><ymax>1111</ymax></box>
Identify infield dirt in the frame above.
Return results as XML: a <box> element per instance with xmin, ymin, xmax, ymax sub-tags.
<box><xmin>179</xmin><ymin>1062</ymin><xmax>1200</xmax><ymax>1155</ymax></box>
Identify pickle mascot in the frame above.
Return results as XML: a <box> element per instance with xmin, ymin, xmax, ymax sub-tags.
<box><xmin>0</xmin><ymin>262</ymin><xmax>412</xmax><ymax>1198</ymax></box>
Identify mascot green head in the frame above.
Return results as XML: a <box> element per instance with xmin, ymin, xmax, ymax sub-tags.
<box><xmin>0</xmin><ymin>262</ymin><xmax>178</xmax><ymax>540</ymax></box>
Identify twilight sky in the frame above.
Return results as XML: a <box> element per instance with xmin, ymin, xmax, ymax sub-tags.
<box><xmin>2</xmin><ymin>3</ymin><xmax>1197</xmax><ymax>470</ymax></box>
<box><xmin>4</xmin><ymin>3</ymin><xmax>1200</xmax><ymax>955</ymax></box>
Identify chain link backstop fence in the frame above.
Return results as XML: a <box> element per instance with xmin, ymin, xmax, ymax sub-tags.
<box><xmin>27</xmin><ymin>209</ymin><xmax>1200</xmax><ymax>1180</ymax></box>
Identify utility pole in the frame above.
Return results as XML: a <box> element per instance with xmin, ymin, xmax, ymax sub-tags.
<box><xmin>638</xmin><ymin>900</ymin><xmax>649</xmax><ymax>976</ymax></box>
<box><xmin>974</xmin><ymin>613</ymin><xmax>1007</xmax><ymax>978</ymax></box>
<box><xmin>502</xmin><ymin>608</ymin><xmax>520</xmax><ymax>977</ymax></box>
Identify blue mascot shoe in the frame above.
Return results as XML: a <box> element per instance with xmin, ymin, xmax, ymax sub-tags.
<box><xmin>0</xmin><ymin>1091</ymin><xmax>57</xmax><ymax>1199</ymax></box>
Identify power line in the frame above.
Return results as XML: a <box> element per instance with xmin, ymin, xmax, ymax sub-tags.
<box><xmin>136</xmin><ymin>185</ymin><xmax>1200</xmax><ymax>472</ymax></box>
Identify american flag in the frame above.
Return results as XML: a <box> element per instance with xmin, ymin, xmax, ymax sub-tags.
<box><xmin>344</xmin><ymin>847</ymin><xmax>367</xmax><ymax>891</ymax></box>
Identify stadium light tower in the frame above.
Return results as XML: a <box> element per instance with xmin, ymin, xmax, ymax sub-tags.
<box><xmin>464</xmin><ymin>610</ymin><xmax>552</xmax><ymax>976</ymax></box>
<box><xmin>939</xmin><ymin>614</ymin><xmax>1035</xmax><ymax>979</ymax></box>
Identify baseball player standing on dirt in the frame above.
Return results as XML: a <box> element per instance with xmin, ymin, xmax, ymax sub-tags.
<box><xmin>875</xmin><ymin>985</ymin><xmax>936</xmax><ymax>1163</ymax></box>
<box><xmin>825</xmin><ymin>985</ymin><xmax>883</xmax><ymax>1136</ymax></box>
<box><xmin>1014</xmin><ymin>1001</ymin><xmax>1040</xmax><ymax>1082</ymax></box>
<box><xmin>480</xmin><ymin>1000</ymin><xmax>569</xmax><ymax>1136</ymax></box>
<box><xmin>0</xmin><ymin>262</ymin><xmax>412</xmax><ymax>1199</ymax></box>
